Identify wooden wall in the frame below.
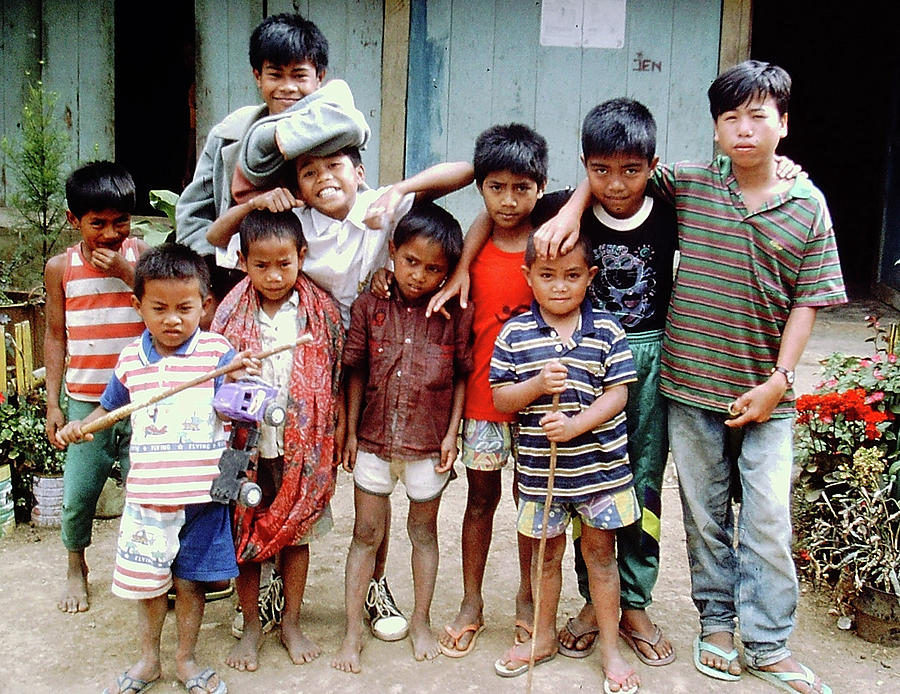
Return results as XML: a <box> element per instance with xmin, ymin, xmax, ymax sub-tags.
<box><xmin>406</xmin><ymin>0</ymin><xmax>722</xmax><ymax>226</ymax></box>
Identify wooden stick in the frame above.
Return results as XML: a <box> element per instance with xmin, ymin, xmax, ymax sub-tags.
<box><xmin>79</xmin><ymin>334</ymin><xmax>313</xmax><ymax>436</ymax></box>
<box><xmin>526</xmin><ymin>391</ymin><xmax>561</xmax><ymax>693</ymax></box>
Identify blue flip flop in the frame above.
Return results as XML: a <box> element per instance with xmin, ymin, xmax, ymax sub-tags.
<box><xmin>693</xmin><ymin>635</ymin><xmax>741</xmax><ymax>681</ymax></box>
<box><xmin>102</xmin><ymin>672</ymin><xmax>158</xmax><ymax>694</ymax></box>
<box><xmin>746</xmin><ymin>663</ymin><xmax>833</xmax><ymax>694</ymax></box>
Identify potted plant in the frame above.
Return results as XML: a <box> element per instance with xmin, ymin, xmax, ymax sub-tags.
<box><xmin>0</xmin><ymin>387</ymin><xmax>67</xmax><ymax>526</ymax></box>
<box><xmin>793</xmin><ymin>316</ymin><xmax>900</xmax><ymax>645</ymax></box>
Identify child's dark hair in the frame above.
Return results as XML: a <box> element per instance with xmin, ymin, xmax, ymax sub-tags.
<box><xmin>524</xmin><ymin>231</ymin><xmax>592</xmax><ymax>269</ymax></box>
<box><xmin>708</xmin><ymin>60</ymin><xmax>791</xmax><ymax>120</ymax></box>
<box><xmin>239</xmin><ymin>209</ymin><xmax>307</xmax><ymax>258</ymax></box>
<box><xmin>581</xmin><ymin>98</ymin><xmax>657</xmax><ymax>163</ymax></box>
<box><xmin>134</xmin><ymin>244</ymin><xmax>211</xmax><ymax>300</ymax></box>
<box><xmin>473</xmin><ymin>123</ymin><xmax>548</xmax><ymax>187</ymax></box>
<box><xmin>65</xmin><ymin>161</ymin><xmax>136</xmax><ymax>219</ymax></box>
<box><xmin>295</xmin><ymin>145</ymin><xmax>363</xmax><ymax>174</ymax></box>
<box><xmin>249</xmin><ymin>13</ymin><xmax>329</xmax><ymax>75</ymax></box>
<box><xmin>393</xmin><ymin>202</ymin><xmax>463</xmax><ymax>272</ymax></box>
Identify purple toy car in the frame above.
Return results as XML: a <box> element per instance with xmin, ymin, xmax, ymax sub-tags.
<box><xmin>213</xmin><ymin>377</ymin><xmax>286</xmax><ymax>426</ymax></box>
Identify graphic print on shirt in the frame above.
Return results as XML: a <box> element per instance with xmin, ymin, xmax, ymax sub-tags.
<box><xmin>590</xmin><ymin>243</ymin><xmax>656</xmax><ymax>328</ymax></box>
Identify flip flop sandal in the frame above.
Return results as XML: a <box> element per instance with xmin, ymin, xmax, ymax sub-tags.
<box><xmin>619</xmin><ymin>624</ymin><xmax>676</xmax><ymax>666</ymax></box>
<box><xmin>184</xmin><ymin>668</ymin><xmax>226</xmax><ymax>694</ymax></box>
<box><xmin>102</xmin><ymin>672</ymin><xmax>158</xmax><ymax>694</ymax></box>
<box><xmin>746</xmin><ymin>663</ymin><xmax>833</xmax><ymax>694</ymax></box>
<box><xmin>693</xmin><ymin>635</ymin><xmax>741</xmax><ymax>681</ymax></box>
<box><xmin>439</xmin><ymin>623</ymin><xmax>485</xmax><ymax>658</ymax></box>
<box><xmin>514</xmin><ymin>619</ymin><xmax>533</xmax><ymax>645</ymax></box>
<box><xmin>603</xmin><ymin>667</ymin><xmax>639</xmax><ymax>694</ymax></box>
<box><xmin>493</xmin><ymin>648</ymin><xmax>555</xmax><ymax>678</ymax></box>
<box><xmin>557</xmin><ymin>616</ymin><xmax>599</xmax><ymax>658</ymax></box>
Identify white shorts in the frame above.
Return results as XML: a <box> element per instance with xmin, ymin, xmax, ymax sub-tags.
<box><xmin>353</xmin><ymin>450</ymin><xmax>449</xmax><ymax>502</ymax></box>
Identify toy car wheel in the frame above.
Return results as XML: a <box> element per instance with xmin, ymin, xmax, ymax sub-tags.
<box><xmin>239</xmin><ymin>482</ymin><xmax>263</xmax><ymax>507</ymax></box>
<box><xmin>264</xmin><ymin>403</ymin><xmax>286</xmax><ymax>427</ymax></box>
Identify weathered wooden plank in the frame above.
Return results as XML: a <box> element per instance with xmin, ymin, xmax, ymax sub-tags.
<box><xmin>668</xmin><ymin>0</ymin><xmax>719</xmax><ymax>162</ymax></box>
<box><xmin>75</xmin><ymin>0</ymin><xmax>114</xmax><ymax>160</ymax></box>
<box><xmin>720</xmin><ymin>0</ymin><xmax>752</xmax><ymax>70</ymax></box>
<box><xmin>380</xmin><ymin>0</ymin><xmax>410</xmax><ymax>186</ymax></box>
<box><xmin>42</xmin><ymin>0</ymin><xmax>80</xmax><ymax>165</ymax></box>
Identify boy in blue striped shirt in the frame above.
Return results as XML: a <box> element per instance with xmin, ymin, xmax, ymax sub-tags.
<box><xmin>489</xmin><ymin>232</ymin><xmax>641</xmax><ymax>693</ymax></box>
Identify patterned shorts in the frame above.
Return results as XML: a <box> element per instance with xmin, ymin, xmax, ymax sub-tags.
<box><xmin>460</xmin><ymin>419</ymin><xmax>518</xmax><ymax>471</ymax></box>
<box><xmin>516</xmin><ymin>486</ymin><xmax>640</xmax><ymax>539</ymax></box>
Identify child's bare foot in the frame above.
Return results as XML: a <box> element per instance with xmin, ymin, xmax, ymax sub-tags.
<box><xmin>438</xmin><ymin>603</ymin><xmax>483</xmax><ymax>655</ymax></box>
<box><xmin>696</xmin><ymin>632</ymin><xmax>742</xmax><ymax>678</ymax></box>
<box><xmin>557</xmin><ymin>602</ymin><xmax>599</xmax><ymax>656</ymax></box>
<box><xmin>331</xmin><ymin>629</ymin><xmax>364</xmax><ymax>674</ymax></box>
<box><xmin>514</xmin><ymin>589</ymin><xmax>534</xmax><ymax>643</ymax></box>
<box><xmin>281</xmin><ymin>619</ymin><xmax>321</xmax><ymax>664</ymax></box>
<box><xmin>601</xmin><ymin>644</ymin><xmax>641</xmax><ymax>692</ymax></box>
<box><xmin>494</xmin><ymin>639</ymin><xmax>556</xmax><ymax>676</ymax></box>
<box><xmin>619</xmin><ymin>608</ymin><xmax>674</xmax><ymax>665</ymax></box>
<box><xmin>410</xmin><ymin>617</ymin><xmax>441</xmax><ymax>661</ymax></box>
<box><xmin>58</xmin><ymin>554</ymin><xmax>90</xmax><ymax>613</ymax></box>
<box><xmin>225</xmin><ymin>621</ymin><xmax>263</xmax><ymax>671</ymax></box>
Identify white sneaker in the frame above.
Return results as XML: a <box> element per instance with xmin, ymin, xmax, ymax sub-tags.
<box><xmin>365</xmin><ymin>577</ymin><xmax>409</xmax><ymax>641</ymax></box>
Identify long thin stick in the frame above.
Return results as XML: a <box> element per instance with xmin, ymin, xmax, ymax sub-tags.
<box><xmin>526</xmin><ymin>392</ymin><xmax>560</xmax><ymax>693</ymax></box>
<box><xmin>79</xmin><ymin>334</ymin><xmax>313</xmax><ymax>435</ymax></box>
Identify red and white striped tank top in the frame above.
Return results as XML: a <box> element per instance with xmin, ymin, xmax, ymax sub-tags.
<box><xmin>62</xmin><ymin>238</ymin><xmax>144</xmax><ymax>401</ymax></box>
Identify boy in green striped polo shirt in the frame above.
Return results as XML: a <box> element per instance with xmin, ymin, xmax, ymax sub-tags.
<box><xmin>539</xmin><ymin>61</ymin><xmax>843</xmax><ymax>694</ymax></box>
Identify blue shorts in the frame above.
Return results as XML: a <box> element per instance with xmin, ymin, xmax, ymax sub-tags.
<box><xmin>516</xmin><ymin>486</ymin><xmax>640</xmax><ymax>539</ymax></box>
<box><xmin>173</xmin><ymin>502</ymin><xmax>239</xmax><ymax>583</ymax></box>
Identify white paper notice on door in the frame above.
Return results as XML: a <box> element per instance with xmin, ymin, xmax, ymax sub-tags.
<box><xmin>540</xmin><ymin>0</ymin><xmax>627</xmax><ymax>49</ymax></box>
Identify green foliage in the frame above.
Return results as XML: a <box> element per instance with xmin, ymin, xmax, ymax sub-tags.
<box><xmin>131</xmin><ymin>189</ymin><xmax>179</xmax><ymax>247</ymax></box>
<box><xmin>0</xmin><ymin>77</ymin><xmax>71</xmax><ymax>268</ymax></box>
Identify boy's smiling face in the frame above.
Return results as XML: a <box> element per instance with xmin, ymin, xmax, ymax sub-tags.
<box><xmin>714</xmin><ymin>94</ymin><xmax>787</xmax><ymax>169</ymax></box>
<box><xmin>583</xmin><ymin>152</ymin><xmax>658</xmax><ymax>219</ymax></box>
<box><xmin>132</xmin><ymin>278</ymin><xmax>210</xmax><ymax>357</ymax></box>
<box><xmin>295</xmin><ymin>153</ymin><xmax>365</xmax><ymax>220</ymax></box>
<box><xmin>68</xmin><ymin>208</ymin><xmax>131</xmax><ymax>254</ymax></box>
<box><xmin>254</xmin><ymin>59</ymin><xmax>323</xmax><ymax>115</ymax></box>
<box><xmin>478</xmin><ymin>170</ymin><xmax>544</xmax><ymax>234</ymax></box>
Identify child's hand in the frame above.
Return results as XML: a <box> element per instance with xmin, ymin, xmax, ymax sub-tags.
<box><xmin>45</xmin><ymin>405</ymin><xmax>67</xmax><ymax>451</ymax></box>
<box><xmin>363</xmin><ymin>185</ymin><xmax>405</xmax><ymax>230</ymax></box>
<box><xmin>537</xmin><ymin>361</ymin><xmax>567</xmax><ymax>395</ymax></box>
<box><xmin>250</xmin><ymin>187</ymin><xmax>301</xmax><ymax>213</ymax></box>
<box><xmin>89</xmin><ymin>248</ymin><xmax>131</xmax><ymax>281</ymax></box>
<box><xmin>774</xmin><ymin>155</ymin><xmax>803</xmax><ymax>180</ymax></box>
<box><xmin>437</xmin><ymin>433</ymin><xmax>458</xmax><ymax>473</ymax></box>
<box><xmin>370</xmin><ymin>267</ymin><xmax>394</xmax><ymax>299</ymax></box>
<box><xmin>226</xmin><ymin>351</ymin><xmax>262</xmax><ymax>381</ymax></box>
<box><xmin>725</xmin><ymin>378</ymin><xmax>788</xmax><ymax>428</ymax></box>
<box><xmin>341</xmin><ymin>433</ymin><xmax>358</xmax><ymax>473</ymax></box>
<box><xmin>56</xmin><ymin>420</ymin><xmax>91</xmax><ymax>447</ymax></box>
<box><xmin>540</xmin><ymin>411</ymin><xmax>576</xmax><ymax>443</ymax></box>
<box><xmin>425</xmin><ymin>266</ymin><xmax>469</xmax><ymax>319</ymax></box>
<box><xmin>534</xmin><ymin>215</ymin><xmax>581</xmax><ymax>260</ymax></box>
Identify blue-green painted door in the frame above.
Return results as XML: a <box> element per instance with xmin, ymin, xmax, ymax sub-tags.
<box><xmin>406</xmin><ymin>0</ymin><xmax>721</xmax><ymax>225</ymax></box>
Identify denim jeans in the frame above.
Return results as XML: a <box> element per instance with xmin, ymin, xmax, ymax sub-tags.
<box><xmin>668</xmin><ymin>399</ymin><xmax>796</xmax><ymax>667</ymax></box>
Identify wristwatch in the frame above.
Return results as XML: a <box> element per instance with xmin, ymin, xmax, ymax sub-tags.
<box><xmin>770</xmin><ymin>365</ymin><xmax>795</xmax><ymax>386</ymax></box>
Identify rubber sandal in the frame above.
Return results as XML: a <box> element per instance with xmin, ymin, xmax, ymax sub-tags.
<box><xmin>439</xmin><ymin>623</ymin><xmax>484</xmax><ymax>658</ymax></box>
<box><xmin>183</xmin><ymin>667</ymin><xmax>226</xmax><ymax>694</ymax></box>
<box><xmin>746</xmin><ymin>663</ymin><xmax>832</xmax><ymax>694</ymax></box>
<box><xmin>603</xmin><ymin>667</ymin><xmax>639</xmax><ymax>694</ymax></box>
<box><xmin>102</xmin><ymin>672</ymin><xmax>158</xmax><ymax>694</ymax></box>
<box><xmin>493</xmin><ymin>647</ymin><xmax>555</xmax><ymax>678</ymax></box>
<box><xmin>693</xmin><ymin>635</ymin><xmax>741</xmax><ymax>681</ymax></box>
<box><xmin>619</xmin><ymin>624</ymin><xmax>675</xmax><ymax>666</ymax></box>
<box><xmin>557</xmin><ymin>616</ymin><xmax>599</xmax><ymax>658</ymax></box>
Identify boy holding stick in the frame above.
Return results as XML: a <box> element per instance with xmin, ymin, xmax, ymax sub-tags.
<box><xmin>57</xmin><ymin>244</ymin><xmax>259</xmax><ymax>694</ymax></box>
<box><xmin>489</xmin><ymin>233</ymin><xmax>640</xmax><ymax>693</ymax></box>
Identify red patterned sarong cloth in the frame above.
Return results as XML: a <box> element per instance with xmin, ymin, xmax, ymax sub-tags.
<box><xmin>212</xmin><ymin>273</ymin><xmax>344</xmax><ymax>563</ymax></box>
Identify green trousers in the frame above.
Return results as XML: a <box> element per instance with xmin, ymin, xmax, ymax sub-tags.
<box><xmin>573</xmin><ymin>329</ymin><xmax>667</xmax><ymax>609</ymax></box>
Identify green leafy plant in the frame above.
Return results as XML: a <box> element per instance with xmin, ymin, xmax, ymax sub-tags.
<box><xmin>131</xmin><ymin>189</ymin><xmax>179</xmax><ymax>246</ymax></box>
<box><xmin>0</xmin><ymin>75</ymin><xmax>71</xmax><ymax>269</ymax></box>
<box><xmin>793</xmin><ymin>316</ymin><xmax>900</xmax><ymax>605</ymax></box>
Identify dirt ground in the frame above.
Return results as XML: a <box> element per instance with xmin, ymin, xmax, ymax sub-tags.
<box><xmin>2</xmin><ymin>301</ymin><xmax>900</xmax><ymax>694</ymax></box>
